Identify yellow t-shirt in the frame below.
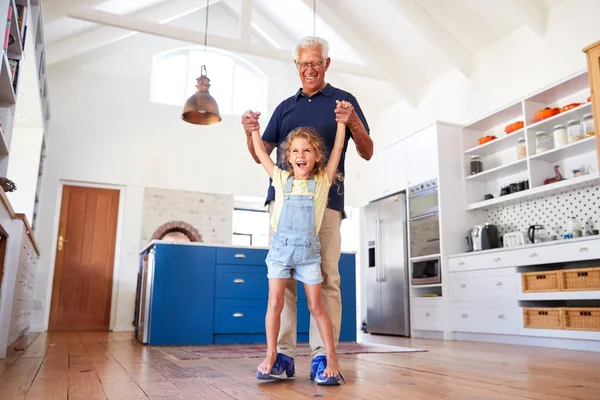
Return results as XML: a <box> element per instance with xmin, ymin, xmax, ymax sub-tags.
<box><xmin>270</xmin><ymin>166</ymin><xmax>332</xmax><ymax>234</ymax></box>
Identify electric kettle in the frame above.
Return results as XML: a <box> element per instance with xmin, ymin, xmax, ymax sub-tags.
<box><xmin>527</xmin><ymin>224</ymin><xmax>546</xmax><ymax>243</ymax></box>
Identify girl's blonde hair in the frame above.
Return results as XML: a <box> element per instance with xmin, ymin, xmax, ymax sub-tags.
<box><xmin>280</xmin><ymin>127</ymin><xmax>326</xmax><ymax>179</ymax></box>
<box><xmin>280</xmin><ymin>127</ymin><xmax>344</xmax><ymax>188</ymax></box>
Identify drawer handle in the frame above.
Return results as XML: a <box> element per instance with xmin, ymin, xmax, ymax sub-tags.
<box><xmin>424</xmin><ymin>312</ymin><xmax>430</xmax><ymax>317</ymax></box>
<box><xmin>458</xmin><ymin>261</ymin><xmax>465</xmax><ymax>266</ymax></box>
<box><xmin>498</xmin><ymin>314</ymin><xmax>505</xmax><ymax>319</ymax></box>
<box><xmin>232</xmin><ymin>312</ymin><xmax>244</xmax><ymax>318</ymax></box>
<box><xmin>233</xmin><ymin>279</ymin><xmax>245</xmax><ymax>284</ymax></box>
<box><xmin>460</xmin><ymin>283</ymin><xmax>466</xmax><ymax>288</ymax></box>
<box><xmin>461</xmin><ymin>313</ymin><xmax>468</xmax><ymax>318</ymax></box>
<box><xmin>494</xmin><ymin>257</ymin><xmax>501</xmax><ymax>262</ymax></box>
<box><xmin>580</xmin><ymin>247</ymin><xmax>588</xmax><ymax>252</ymax></box>
<box><xmin>530</xmin><ymin>253</ymin><xmax>537</xmax><ymax>257</ymax></box>
<box><xmin>234</xmin><ymin>254</ymin><xmax>246</xmax><ymax>258</ymax></box>
<box><xmin>496</xmin><ymin>281</ymin><xmax>503</xmax><ymax>286</ymax></box>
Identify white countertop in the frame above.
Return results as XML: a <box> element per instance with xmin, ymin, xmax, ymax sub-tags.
<box><xmin>140</xmin><ymin>239</ymin><xmax>357</xmax><ymax>255</ymax></box>
<box><xmin>448</xmin><ymin>235</ymin><xmax>600</xmax><ymax>258</ymax></box>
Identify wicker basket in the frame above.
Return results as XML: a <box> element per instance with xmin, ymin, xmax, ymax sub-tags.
<box><xmin>523</xmin><ymin>307</ymin><xmax>562</xmax><ymax>329</ymax></box>
<box><xmin>561</xmin><ymin>308</ymin><xmax>600</xmax><ymax>331</ymax></box>
<box><xmin>560</xmin><ymin>267</ymin><xmax>600</xmax><ymax>291</ymax></box>
<box><xmin>521</xmin><ymin>271</ymin><xmax>561</xmax><ymax>293</ymax></box>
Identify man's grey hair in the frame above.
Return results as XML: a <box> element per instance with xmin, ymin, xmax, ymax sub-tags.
<box><xmin>293</xmin><ymin>36</ymin><xmax>330</xmax><ymax>60</ymax></box>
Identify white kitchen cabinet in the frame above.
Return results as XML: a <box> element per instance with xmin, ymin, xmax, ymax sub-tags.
<box><xmin>369</xmin><ymin>141</ymin><xmax>406</xmax><ymax>201</ymax></box>
<box><xmin>403</xmin><ymin>126</ymin><xmax>439</xmax><ymax>187</ymax></box>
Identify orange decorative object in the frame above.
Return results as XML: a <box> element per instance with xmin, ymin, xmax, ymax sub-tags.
<box><xmin>478</xmin><ymin>135</ymin><xmax>497</xmax><ymax>145</ymax></box>
<box><xmin>535</xmin><ymin>107</ymin><xmax>560</xmax><ymax>122</ymax></box>
<box><xmin>560</xmin><ymin>103</ymin><xmax>582</xmax><ymax>113</ymax></box>
<box><xmin>588</xmin><ymin>96</ymin><xmax>592</xmax><ymax>102</ymax></box>
<box><xmin>505</xmin><ymin>121</ymin><xmax>524</xmax><ymax>134</ymax></box>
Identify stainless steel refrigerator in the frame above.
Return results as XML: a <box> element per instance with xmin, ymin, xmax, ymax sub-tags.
<box><xmin>365</xmin><ymin>193</ymin><xmax>410</xmax><ymax>336</ymax></box>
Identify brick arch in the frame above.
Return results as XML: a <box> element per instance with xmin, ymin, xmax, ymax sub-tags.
<box><xmin>151</xmin><ymin>221</ymin><xmax>202</xmax><ymax>242</ymax></box>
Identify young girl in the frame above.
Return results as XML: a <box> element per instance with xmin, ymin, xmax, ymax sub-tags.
<box><xmin>252</xmin><ymin>101</ymin><xmax>350</xmax><ymax>384</ymax></box>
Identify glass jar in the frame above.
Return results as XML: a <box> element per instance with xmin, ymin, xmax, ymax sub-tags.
<box><xmin>583</xmin><ymin>113</ymin><xmax>595</xmax><ymax>137</ymax></box>
<box><xmin>470</xmin><ymin>155</ymin><xmax>483</xmax><ymax>175</ymax></box>
<box><xmin>535</xmin><ymin>131</ymin><xmax>550</xmax><ymax>154</ymax></box>
<box><xmin>517</xmin><ymin>138</ymin><xmax>526</xmax><ymax>159</ymax></box>
<box><xmin>567</xmin><ymin>119</ymin><xmax>584</xmax><ymax>143</ymax></box>
<box><xmin>552</xmin><ymin>124</ymin><xmax>568</xmax><ymax>148</ymax></box>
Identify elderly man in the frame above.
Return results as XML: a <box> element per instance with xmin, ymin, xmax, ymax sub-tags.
<box><xmin>241</xmin><ymin>36</ymin><xmax>372</xmax><ymax>386</ymax></box>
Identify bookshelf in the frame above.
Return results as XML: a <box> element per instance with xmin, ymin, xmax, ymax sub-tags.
<box><xmin>461</xmin><ymin>70</ymin><xmax>599</xmax><ymax>210</ymax></box>
<box><xmin>0</xmin><ymin>0</ymin><xmax>49</xmax><ymax>230</ymax></box>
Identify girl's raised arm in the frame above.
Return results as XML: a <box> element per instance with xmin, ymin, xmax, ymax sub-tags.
<box><xmin>251</xmin><ymin>130</ymin><xmax>275</xmax><ymax>178</ymax></box>
<box><xmin>326</xmin><ymin>122</ymin><xmax>346</xmax><ymax>183</ymax></box>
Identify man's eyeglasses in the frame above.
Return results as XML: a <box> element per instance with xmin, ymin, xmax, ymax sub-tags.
<box><xmin>295</xmin><ymin>60</ymin><xmax>326</xmax><ymax>71</ymax></box>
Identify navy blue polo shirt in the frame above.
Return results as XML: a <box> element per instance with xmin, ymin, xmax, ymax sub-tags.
<box><xmin>261</xmin><ymin>83</ymin><xmax>370</xmax><ymax>214</ymax></box>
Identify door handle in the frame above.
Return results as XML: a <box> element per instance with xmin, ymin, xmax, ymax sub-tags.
<box><xmin>375</xmin><ymin>219</ymin><xmax>380</xmax><ymax>282</ymax></box>
<box><xmin>57</xmin><ymin>235</ymin><xmax>68</xmax><ymax>251</ymax></box>
<box><xmin>233</xmin><ymin>279</ymin><xmax>245</xmax><ymax>284</ymax></box>
<box><xmin>232</xmin><ymin>312</ymin><xmax>244</xmax><ymax>318</ymax></box>
<box><xmin>379</xmin><ymin>220</ymin><xmax>386</xmax><ymax>282</ymax></box>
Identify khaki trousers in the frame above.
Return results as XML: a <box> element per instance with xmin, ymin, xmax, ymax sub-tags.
<box><xmin>268</xmin><ymin>203</ymin><xmax>342</xmax><ymax>359</ymax></box>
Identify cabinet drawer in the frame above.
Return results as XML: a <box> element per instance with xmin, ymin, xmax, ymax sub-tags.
<box><xmin>412</xmin><ymin>299</ymin><xmax>444</xmax><ymax>331</ymax></box>
<box><xmin>216</xmin><ymin>247</ymin><xmax>268</xmax><ymax>266</ymax></box>
<box><xmin>215</xmin><ymin>265</ymin><xmax>268</xmax><ymax>299</ymax></box>
<box><xmin>448</xmin><ymin>251</ymin><xmax>515</xmax><ymax>272</ymax></box>
<box><xmin>512</xmin><ymin>239</ymin><xmax>600</xmax><ymax>266</ymax></box>
<box><xmin>449</xmin><ymin>269</ymin><xmax>517</xmax><ymax>304</ymax></box>
<box><xmin>214</xmin><ymin>299</ymin><xmax>309</xmax><ymax>334</ymax></box>
<box><xmin>451</xmin><ymin>305</ymin><xmax>519</xmax><ymax>335</ymax></box>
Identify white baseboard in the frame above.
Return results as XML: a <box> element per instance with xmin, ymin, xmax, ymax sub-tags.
<box><xmin>455</xmin><ymin>332</ymin><xmax>600</xmax><ymax>352</ymax></box>
<box><xmin>29</xmin><ymin>325</ymin><xmax>46</xmax><ymax>333</ymax></box>
<box><xmin>112</xmin><ymin>325</ymin><xmax>135</xmax><ymax>332</ymax></box>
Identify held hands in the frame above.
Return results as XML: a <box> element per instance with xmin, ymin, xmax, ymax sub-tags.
<box><xmin>335</xmin><ymin>100</ymin><xmax>354</xmax><ymax>125</ymax></box>
<box><xmin>242</xmin><ymin>110</ymin><xmax>261</xmax><ymax>136</ymax></box>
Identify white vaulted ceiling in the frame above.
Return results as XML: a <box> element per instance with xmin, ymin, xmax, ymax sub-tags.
<box><xmin>41</xmin><ymin>0</ymin><xmax>567</xmax><ymax>105</ymax></box>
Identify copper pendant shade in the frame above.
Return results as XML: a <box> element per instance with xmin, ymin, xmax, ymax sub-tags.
<box><xmin>181</xmin><ymin>65</ymin><xmax>221</xmax><ymax>125</ymax></box>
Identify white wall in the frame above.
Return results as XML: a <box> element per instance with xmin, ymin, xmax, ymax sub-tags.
<box><xmin>6</xmin><ymin>126</ymin><xmax>43</xmax><ymax>222</ymax></box>
<box><xmin>31</xmin><ymin>0</ymin><xmax>600</xmax><ymax>332</ymax></box>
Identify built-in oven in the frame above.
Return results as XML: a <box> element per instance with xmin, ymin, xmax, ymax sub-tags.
<box><xmin>411</xmin><ymin>255</ymin><xmax>441</xmax><ymax>285</ymax></box>
<box><xmin>408</xmin><ymin>179</ymin><xmax>440</xmax><ymax>258</ymax></box>
<box><xmin>408</xmin><ymin>178</ymin><xmax>438</xmax><ymax>219</ymax></box>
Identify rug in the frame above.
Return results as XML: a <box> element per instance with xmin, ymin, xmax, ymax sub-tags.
<box><xmin>156</xmin><ymin>342</ymin><xmax>427</xmax><ymax>360</ymax></box>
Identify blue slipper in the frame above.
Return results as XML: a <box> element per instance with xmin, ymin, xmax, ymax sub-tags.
<box><xmin>256</xmin><ymin>353</ymin><xmax>295</xmax><ymax>380</ymax></box>
<box><xmin>309</xmin><ymin>355</ymin><xmax>345</xmax><ymax>386</ymax></box>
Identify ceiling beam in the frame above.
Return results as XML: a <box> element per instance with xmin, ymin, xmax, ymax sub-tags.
<box><xmin>239</xmin><ymin>0</ymin><xmax>252</xmax><ymax>43</ymax></box>
<box><xmin>48</xmin><ymin>0</ymin><xmax>224</xmax><ymax>65</ymax></box>
<box><xmin>510</xmin><ymin>0</ymin><xmax>546</xmax><ymax>37</ymax></box>
<box><xmin>223</xmin><ymin>0</ymin><xmax>297</xmax><ymax>49</ymax></box>
<box><xmin>298</xmin><ymin>0</ymin><xmax>418</xmax><ymax>106</ymax></box>
<box><xmin>390</xmin><ymin>0</ymin><xmax>472</xmax><ymax>77</ymax></box>
<box><xmin>66</xmin><ymin>8</ymin><xmax>384</xmax><ymax>80</ymax></box>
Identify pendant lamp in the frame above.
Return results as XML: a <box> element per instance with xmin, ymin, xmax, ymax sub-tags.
<box><xmin>181</xmin><ymin>0</ymin><xmax>221</xmax><ymax>125</ymax></box>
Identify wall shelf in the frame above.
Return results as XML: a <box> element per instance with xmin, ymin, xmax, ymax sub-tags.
<box><xmin>0</xmin><ymin>53</ymin><xmax>17</xmax><ymax>105</ymax></box>
<box><xmin>529</xmin><ymin>136</ymin><xmax>597</xmax><ymax>163</ymax></box>
<box><xmin>526</xmin><ymin>102</ymin><xmax>592</xmax><ymax>132</ymax></box>
<box><xmin>463</xmin><ymin>129</ymin><xmax>524</xmax><ymax>157</ymax></box>
<box><xmin>467</xmin><ymin>172</ymin><xmax>600</xmax><ymax>210</ymax></box>
<box><xmin>465</xmin><ymin>159</ymin><xmax>527</xmax><ymax>182</ymax></box>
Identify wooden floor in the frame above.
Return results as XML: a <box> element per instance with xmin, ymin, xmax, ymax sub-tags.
<box><xmin>0</xmin><ymin>331</ymin><xmax>598</xmax><ymax>399</ymax></box>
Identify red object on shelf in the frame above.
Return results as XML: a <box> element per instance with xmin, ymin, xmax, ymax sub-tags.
<box><xmin>505</xmin><ymin>121</ymin><xmax>524</xmax><ymax>134</ymax></box>
<box><xmin>544</xmin><ymin>166</ymin><xmax>564</xmax><ymax>185</ymax></box>
<box><xmin>535</xmin><ymin>107</ymin><xmax>560</xmax><ymax>122</ymax></box>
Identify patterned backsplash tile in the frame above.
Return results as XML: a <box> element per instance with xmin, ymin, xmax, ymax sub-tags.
<box><xmin>487</xmin><ymin>181</ymin><xmax>599</xmax><ymax>237</ymax></box>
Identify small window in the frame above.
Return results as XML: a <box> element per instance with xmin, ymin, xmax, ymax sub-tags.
<box><xmin>150</xmin><ymin>47</ymin><xmax>267</xmax><ymax>116</ymax></box>
<box><xmin>232</xmin><ymin>208</ymin><xmax>269</xmax><ymax>247</ymax></box>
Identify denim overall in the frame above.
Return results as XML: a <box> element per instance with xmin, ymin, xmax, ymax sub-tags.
<box><xmin>265</xmin><ymin>175</ymin><xmax>322</xmax><ymax>285</ymax></box>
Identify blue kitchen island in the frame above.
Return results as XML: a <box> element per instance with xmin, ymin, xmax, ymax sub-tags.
<box><xmin>134</xmin><ymin>241</ymin><xmax>357</xmax><ymax>346</ymax></box>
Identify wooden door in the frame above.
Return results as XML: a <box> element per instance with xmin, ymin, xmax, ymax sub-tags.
<box><xmin>583</xmin><ymin>40</ymin><xmax>600</xmax><ymax>169</ymax></box>
<box><xmin>49</xmin><ymin>185</ymin><xmax>120</xmax><ymax>331</ymax></box>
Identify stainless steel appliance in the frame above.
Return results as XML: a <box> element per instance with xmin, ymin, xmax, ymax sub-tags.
<box><xmin>470</xmin><ymin>223</ymin><xmax>500</xmax><ymax>251</ymax></box>
<box><xmin>408</xmin><ymin>179</ymin><xmax>440</xmax><ymax>258</ymax></box>
<box><xmin>411</xmin><ymin>255</ymin><xmax>441</xmax><ymax>285</ymax></box>
<box><xmin>408</xmin><ymin>178</ymin><xmax>438</xmax><ymax>219</ymax></box>
<box><xmin>364</xmin><ymin>193</ymin><xmax>410</xmax><ymax>336</ymax></box>
<box><xmin>135</xmin><ymin>248</ymin><xmax>156</xmax><ymax>344</ymax></box>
